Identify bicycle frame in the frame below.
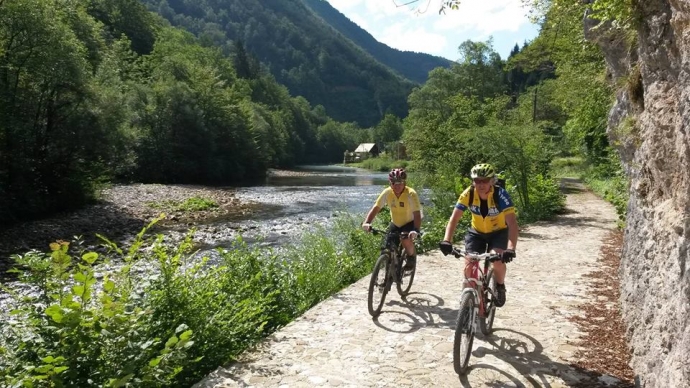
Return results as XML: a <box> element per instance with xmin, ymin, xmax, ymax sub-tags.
<box><xmin>454</xmin><ymin>248</ymin><xmax>501</xmax><ymax>323</ymax></box>
<box><xmin>461</xmin><ymin>259</ymin><xmax>490</xmax><ymax>322</ymax></box>
<box><xmin>378</xmin><ymin>230</ymin><xmax>408</xmax><ymax>287</ymax></box>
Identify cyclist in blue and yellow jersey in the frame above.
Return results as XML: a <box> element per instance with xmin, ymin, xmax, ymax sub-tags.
<box><xmin>439</xmin><ymin>163</ymin><xmax>518</xmax><ymax>307</ymax></box>
<box><xmin>362</xmin><ymin>168</ymin><xmax>422</xmax><ymax>271</ymax></box>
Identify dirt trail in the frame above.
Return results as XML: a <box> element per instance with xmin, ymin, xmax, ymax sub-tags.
<box><xmin>195</xmin><ymin>180</ymin><xmax>622</xmax><ymax>388</ymax></box>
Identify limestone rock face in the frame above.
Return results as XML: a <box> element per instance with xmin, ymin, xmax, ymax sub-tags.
<box><xmin>585</xmin><ymin>1</ymin><xmax>690</xmax><ymax>387</ymax></box>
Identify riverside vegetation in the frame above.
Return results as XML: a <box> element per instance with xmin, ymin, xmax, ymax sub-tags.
<box><xmin>0</xmin><ymin>215</ymin><xmax>383</xmax><ymax>386</ymax></box>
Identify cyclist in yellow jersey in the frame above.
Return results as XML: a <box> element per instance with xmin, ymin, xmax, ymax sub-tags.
<box><xmin>362</xmin><ymin>168</ymin><xmax>422</xmax><ymax>270</ymax></box>
<box><xmin>439</xmin><ymin>163</ymin><xmax>518</xmax><ymax>307</ymax></box>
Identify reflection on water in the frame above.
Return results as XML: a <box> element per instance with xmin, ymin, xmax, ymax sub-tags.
<box><xmin>262</xmin><ymin>166</ymin><xmax>388</xmax><ymax>188</ymax></box>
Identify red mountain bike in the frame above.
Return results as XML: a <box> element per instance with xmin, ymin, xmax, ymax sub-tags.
<box><xmin>450</xmin><ymin>245</ymin><xmax>507</xmax><ymax>375</ymax></box>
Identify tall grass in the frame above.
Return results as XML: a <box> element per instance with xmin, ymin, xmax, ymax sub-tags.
<box><xmin>0</xmin><ymin>214</ymin><xmax>383</xmax><ymax>387</ymax></box>
<box><xmin>348</xmin><ymin>156</ymin><xmax>409</xmax><ymax>172</ymax></box>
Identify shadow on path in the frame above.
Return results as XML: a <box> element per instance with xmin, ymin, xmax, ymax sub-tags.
<box><xmin>559</xmin><ymin>178</ymin><xmax>586</xmax><ymax>195</ymax></box>
<box><xmin>459</xmin><ymin>328</ymin><xmax>633</xmax><ymax>388</ymax></box>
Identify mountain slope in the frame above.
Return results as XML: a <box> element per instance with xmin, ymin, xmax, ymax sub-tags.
<box><xmin>146</xmin><ymin>0</ymin><xmax>414</xmax><ymax>127</ymax></box>
<box><xmin>303</xmin><ymin>0</ymin><xmax>454</xmax><ymax>84</ymax></box>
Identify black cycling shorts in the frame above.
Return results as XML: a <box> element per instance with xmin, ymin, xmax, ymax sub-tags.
<box><xmin>464</xmin><ymin>228</ymin><xmax>509</xmax><ymax>254</ymax></box>
<box><xmin>382</xmin><ymin>221</ymin><xmax>416</xmax><ymax>251</ymax></box>
<box><xmin>387</xmin><ymin>221</ymin><xmax>415</xmax><ymax>233</ymax></box>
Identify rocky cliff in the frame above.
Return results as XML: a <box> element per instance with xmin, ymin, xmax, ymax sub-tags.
<box><xmin>584</xmin><ymin>1</ymin><xmax>690</xmax><ymax>386</ymax></box>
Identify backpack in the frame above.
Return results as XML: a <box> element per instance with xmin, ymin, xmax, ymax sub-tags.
<box><xmin>468</xmin><ymin>176</ymin><xmax>506</xmax><ymax>207</ymax></box>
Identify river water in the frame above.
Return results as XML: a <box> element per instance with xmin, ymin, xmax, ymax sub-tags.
<box><xmin>192</xmin><ymin>165</ymin><xmax>391</xmax><ymax>249</ymax></box>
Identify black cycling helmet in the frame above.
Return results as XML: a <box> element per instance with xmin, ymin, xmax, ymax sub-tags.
<box><xmin>388</xmin><ymin>168</ymin><xmax>407</xmax><ymax>183</ymax></box>
<box><xmin>470</xmin><ymin>163</ymin><xmax>496</xmax><ymax>179</ymax></box>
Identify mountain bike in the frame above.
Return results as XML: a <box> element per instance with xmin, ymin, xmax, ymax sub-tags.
<box><xmin>450</xmin><ymin>245</ymin><xmax>507</xmax><ymax>375</ymax></box>
<box><xmin>365</xmin><ymin>227</ymin><xmax>419</xmax><ymax>317</ymax></box>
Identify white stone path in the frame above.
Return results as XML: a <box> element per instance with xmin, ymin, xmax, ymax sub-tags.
<box><xmin>196</xmin><ymin>182</ymin><xmax>619</xmax><ymax>388</ymax></box>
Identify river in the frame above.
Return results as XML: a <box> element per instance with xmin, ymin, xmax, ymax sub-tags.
<box><xmin>191</xmin><ymin>165</ymin><xmax>392</xmax><ymax>249</ymax></box>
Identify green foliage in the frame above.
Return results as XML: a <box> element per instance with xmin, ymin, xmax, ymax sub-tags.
<box><xmin>466</xmin><ymin>124</ymin><xmax>563</xmax><ymax>218</ymax></box>
<box><xmin>374</xmin><ymin>113</ymin><xmax>404</xmax><ymax>146</ymax></box>
<box><xmin>520</xmin><ymin>173</ymin><xmax>566</xmax><ymax>222</ymax></box>
<box><xmin>584</xmin><ymin>165</ymin><xmax>629</xmax><ymax>225</ymax></box>
<box><xmin>550</xmin><ymin>156</ymin><xmax>586</xmax><ymax>178</ymax></box>
<box><xmin>147</xmin><ymin>196</ymin><xmax>219</xmax><ymax>212</ymax></box>
<box><xmin>351</xmin><ymin>156</ymin><xmax>410</xmax><ymax>172</ymax></box>
<box><xmin>521</xmin><ymin>0</ymin><xmax>638</xmax><ymax>29</ymax></box>
<box><xmin>0</xmin><ymin>222</ymin><xmax>194</xmax><ymax>387</ymax></box>
<box><xmin>589</xmin><ymin>0</ymin><xmax>639</xmax><ymax>29</ymax></box>
<box><xmin>0</xmin><ymin>214</ymin><xmax>385</xmax><ymax>387</ymax></box>
<box><xmin>0</xmin><ymin>0</ymin><xmax>120</xmax><ymax>223</ymax></box>
<box><xmin>415</xmin><ymin>169</ymin><xmax>471</xmax><ymax>249</ymax></box>
<box><xmin>401</xmin><ymin>34</ymin><xmax>567</xmax><ymax>230</ymax></box>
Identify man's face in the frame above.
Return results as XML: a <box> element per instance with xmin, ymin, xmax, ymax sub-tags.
<box><xmin>390</xmin><ymin>180</ymin><xmax>405</xmax><ymax>194</ymax></box>
<box><xmin>473</xmin><ymin>177</ymin><xmax>492</xmax><ymax>195</ymax></box>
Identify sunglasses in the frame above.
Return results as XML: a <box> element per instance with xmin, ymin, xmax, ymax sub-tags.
<box><xmin>390</xmin><ymin>180</ymin><xmax>406</xmax><ymax>185</ymax></box>
<box><xmin>473</xmin><ymin>178</ymin><xmax>491</xmax><ymax>184</ymax></box>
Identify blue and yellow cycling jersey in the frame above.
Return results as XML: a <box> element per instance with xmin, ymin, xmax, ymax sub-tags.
<box><xmin>455</xmin><ymin>186</ymin><xmax>515</xmax><ymax>234</ymax></box>
<box><xmin>375</xmin><ymin>187</ymin><xmax>422</xmax><ymax>227</ymax></box>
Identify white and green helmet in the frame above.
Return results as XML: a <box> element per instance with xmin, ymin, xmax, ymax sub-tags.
<box><xmin>470</xmin><ymin>163</ymin><xmax>496</xmax><ymax>179</ymax></box>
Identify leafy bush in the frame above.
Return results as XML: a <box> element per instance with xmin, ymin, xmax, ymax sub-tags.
<box><xmin>518</xmin><ymin>174</ymin><xmax>566</xmax><ymax>223</ymax></box>
<box><xmin>0</xmin><ymin>226</ymin><xmax>194</xmax><ymax>387</ymax></box>
<box><xmin>0</xmin><ymin>215</ymin><xmax>384</xmax><ymax>387</ymax></box>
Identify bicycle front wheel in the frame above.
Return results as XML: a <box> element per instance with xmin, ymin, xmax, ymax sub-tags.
<box><xmin>479</xmin><ymin>269</ymin><xmax>497</xmax><ymax>336</ymax></box>
<box><xmin>453</xmin><ymin>292</ymin><xmax>475</xmax><ymax>375</ymax></box>
<box><xmin>367</xmin><ymin>254</ymin><xmax>389</xmax><ymax>317</ymax></box>
<box><xmin>396</xmin><ymin>254</ymin><xmax>416</xmax><ymax>296</ymax></box>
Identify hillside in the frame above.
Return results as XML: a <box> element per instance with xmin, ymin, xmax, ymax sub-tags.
<box><xmin>145</xmin><ymin>0</ymin><xmax>415</xmax><ymax>127</ymax></box>
<box><xmin>303</xmin><ymin>0</ymin><xmax>454</xmax><ymax>84</ymax></box>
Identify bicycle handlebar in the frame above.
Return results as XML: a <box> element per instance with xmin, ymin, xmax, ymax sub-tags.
<box><xmin>451</xmin><ymin>246</ymin><xmax>503</xmax><ymax>262</ymax></box>
<box><xmin>363</xmin><ymin>225</ymin><xmax>423</xmax><ymax>239</ymax></box>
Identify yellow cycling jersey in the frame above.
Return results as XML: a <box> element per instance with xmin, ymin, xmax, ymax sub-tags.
<box><xmin>375</xmin><ymin>186</ymin><xmax>422</xmax><ymax>227</ymax></box>
<box><xmin>455</xmin><ymin>186</ymin><xmax>515</xmax><ymax>234</ymax></box>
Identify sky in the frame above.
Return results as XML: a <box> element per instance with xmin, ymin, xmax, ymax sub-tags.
<box><xmin>326</xmin><ymin>0</ymin><xmax>540</xmax><ymax>61</ymax></box>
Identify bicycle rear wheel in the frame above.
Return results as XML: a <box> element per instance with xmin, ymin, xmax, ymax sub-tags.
<box><xmin>479</xmin><ymin>269</ymin><xmax>497</xmax><ymax>336</ymax></box>
<box><xmin>396</xmin><ymin>254</ymin><xmax>416</xmax><ymax>296</ymax></box>
<box><xmin>367</xmin><ymin>254</ymin><xmax>389</xmax><ymax>317</ymax></box>
<box><xmin>453</xmin><ymin>292</ymin><xmax>475</xmax><ymax>375</ymax></box>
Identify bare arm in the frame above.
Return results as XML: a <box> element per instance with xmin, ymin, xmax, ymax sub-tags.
<box><xmin>413</xmin><ymin>210</ymin><xmax>421</xmax><ymax>230</ymax></box>
<box><xmin>505</xmin><ymin>212</ymin><xmax>518</xmax><ymax>250</ymax></box>
<box><xmin>443</xmin><ymin>207</ymin><xmax>464</xmax><ymax>242</ymax></box>
<box><xmin>363</xmin><ymin>206</ymin><xmax>381</xmax><ymax>225</ymax></box>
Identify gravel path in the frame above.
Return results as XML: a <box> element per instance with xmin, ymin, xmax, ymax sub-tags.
<box><xmin>194</xmin><ymin>180</ymin><xmax>634</xmax><ymax>388</ymax></box>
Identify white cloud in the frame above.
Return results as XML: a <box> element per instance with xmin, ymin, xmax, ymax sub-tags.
<box><xmin>327</xmin><ymin>0</ymin><xmax>364</xmax><ymax>11</ymax></box>
<box><xmin>327</xmin><ymin>0</ymin><xmax>539</xmax><ymax>60</ymax></box>
<box><xmin>363</xmin><ymin>0</ymin><xmax>410</xmax><ymax>19</ymax></box>
<box><xmin>433</xmin><ymin>0</ymin><xmax>529</xmax><ymax>34</ymax></box>
<box><xmin>379</xmin><ymin>22</ymin><xmax>448</xmax><ymax>55</ymax></box>
<box><xmin>347</xmin><ymin>13</ymin><xmax>371</xmax><ymax>32</ymax></box>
